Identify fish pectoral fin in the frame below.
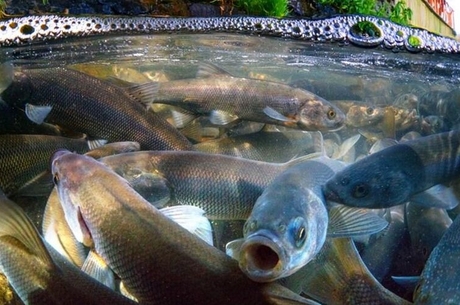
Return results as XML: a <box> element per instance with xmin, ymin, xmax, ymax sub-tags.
<box><xmin>0</xmin><ymin>192</ymin><xmax>54</xmax><ymax>266</ymax></box>
<box><xmin>86</xmin><ymin>139</ymin><xmax>109</xmax><ymax>151</ymax></box>
<box><xmin>82</xmin><ymin>249</ymin><xmax>116</xmax><ymax>290</ymax></box>
<box><xmin>327</xmin><ymin>205</ymin><xmax>388</xmax><ymax>238</ymax></box>
<box><xmin>262</xmin><ymin>282</ymin><xmax>321</xmax><ymax>305</ymax></box>
<box><xmin>196</xmin><ymin>63</ymin><xmax>234</xmax><ymax>78</ymax></box>
<box><xmin>410</xmin><ymin>184</ymin><xmax>459</xmax><ymax>210</ymax></box>
<box><xmin>332</xmin><ymin>134</ymin><xmax>361</xmax><ymax>160</ymax></box>
<box><xmin>391</xmin><ymin>276</ymin><xmax>420</xmax><ymax>291</ymax></box>
<box><xmin>120</xmin><ymin>281</ymin><xmax>138</xmax><ymax>302</ymax></box>
<box><xmin>225</xmin><ymin>238</ymin><xmax>244</xmax><ymax>260</ymax></box>
<box><xmin>126</xmin><ymin>82</ymin><xmax>159</xmax><ymax>107</ymax></box>
<box><xmin>171</xmin><ymin>108</ymin><xmax>198</xmax><ymax>129</ymax></box>
<box><xmin>25</xmin><ymin>104</ymin><xmax>52</xmax><ymax>124</ymax></box>
<box><xmin>263</xmin><ymin>106</ymin><xmax>296</xmax><ymax>123</ymax></box>
<box><xmin>209</xmin><ymin>110</ymin><xmax>239</xmax><ymax>125</ymax></box>
<box><xmin>160</xmin><ymin>205</ymin><xmax>214</xmax><ymax>246</ymax></box>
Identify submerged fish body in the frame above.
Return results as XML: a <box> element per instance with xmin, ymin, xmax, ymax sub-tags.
<box><xmin>51</xmin><ymin>150</ymin><xmax>318</xmax><ymax>305</ymax></box>
<box><xmin>414</xmin><ymin>214</ymin><xmax>460</xmax><ymax>304</ymax></box>
<box><xmin>139</xmin><ymin>64</ymin><xmax>345</xmax><ymax>131</ymax></box>
<box><xmin>1</xmin><ymin>66</ymin><xmax>193</xmax><ymax>151</ymax></box>
<box><xmin>0</xmin><ymin>191</ymin><xmax>136</xmax><ymax>305</ymax></box>
<box><xmin>323</xmin><ymin>129</ymin><xmax>460</xmax><ymax>208</ymax></box>
<box><xmin>0</xmin><ymin>134</ymin><xmax>91</xmax><ymax>197</ymax></box>
<box><xmin>98</xmin><ymin>150</ymin><xmax>289</xmax><ymax>220</ymax></box>
<box><xmin>233</xmin><ymin>159</ymin><xmax>334</xmax><ymax>282</ymax></box>
<box><xmin>194</xmin><ymin>130</ymin><xmax>319</xmax><ymax>162</ymax></box>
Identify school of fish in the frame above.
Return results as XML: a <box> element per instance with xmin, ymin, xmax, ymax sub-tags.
<box><xmin>1</xmin><ymin>43</ymin><xmax>460</xmax><ymax>305</ymax></box>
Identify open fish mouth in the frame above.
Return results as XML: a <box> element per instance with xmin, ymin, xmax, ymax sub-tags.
<box><xmin>239</xmin><ymin>233</ymin><xmax>286</xmax><ymax>283</ymax></box>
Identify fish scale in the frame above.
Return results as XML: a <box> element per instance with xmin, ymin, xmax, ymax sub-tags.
<box><xmin>1</xmin><ymin>66</ymin><xmax>193</xmax><ymax>151</ymax></box>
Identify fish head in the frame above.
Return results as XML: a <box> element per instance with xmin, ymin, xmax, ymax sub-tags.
<box><xmin>298</xmin><ymin>98</ymin><xmax>345</xmax><ymax>132</ymax></box>
<box><xmin>239</xmin><ymin>189</ymin><xmax>326</xmax><ymax>282</ymax></box>
<box><xmin>346</xmin><ymin>105</ymin><xmax>384</xmax><ymax>127</ymax></box>
<box><xmin>51</xmin><ymin>150</ymin><xmax>95</xmax><ymax>248</ymax></box>
<box><xmin>323</xmin><ymin>153</ymin><xmax>414</xmax><ymax>208</ymax></box>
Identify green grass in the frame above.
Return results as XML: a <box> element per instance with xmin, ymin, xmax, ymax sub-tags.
<box><xmin>235</xmin><ymin>0</ymin><xmax>289</xmax><ymax>18</ymax></box>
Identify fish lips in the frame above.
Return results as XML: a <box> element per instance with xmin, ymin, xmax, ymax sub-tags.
<box><xmin>239</xmin><ymin>232</ymin><xmax>288</xmax><ymax>283</ymax></box>
<box><xmin>322</xmin><ymin>183</ymin><xmax>342</xmax><ymax>204</ymax></box>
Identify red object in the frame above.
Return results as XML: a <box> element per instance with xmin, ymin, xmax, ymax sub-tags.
<box><xmin>426</xmin><ymin>0</ymin><xmax>455</xmax><ymax>28</ymax></box>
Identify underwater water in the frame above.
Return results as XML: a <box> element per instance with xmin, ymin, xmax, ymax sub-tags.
<box><xmin>1</xmin><ymin>15</ymin><xmax>460</xmax><ymax>305</ymax></box>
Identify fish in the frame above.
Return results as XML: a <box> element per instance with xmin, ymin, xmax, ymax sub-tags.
<box><xmin>98</xmin><ymin>150</ymin><xmax>291</xmax><ymax>220</ymax></box>
<box><xmin>0</xmin><ymin>134</ymin><xmax>94</xmax><ymax>197</ymax></box>
<box><xmin>226</xmin><ymin>157</ymin><xmax>387</xmax><ymax>282</ymax></box>
<box><xmin>281</xmin><ymin>238</ymin><xmax>412</xmax><ymax>305</ymax></box>
<box><xmin>194</xmin><ymin>130</ymin><xmax>320</xmax><ymax>162</ymax></box>
<box><xmin>131</xmin><ymin>63</ymin><xmax>345</xmax><ymax>131</ymax></box>
<box><xmin>323</xmin><ymin>129</ymin><xmax>460</xmax><ymax>209</ymax></box>
<box><xmin>51</xmin><ymin>150</ymin><xmax>319</xmax><ymax>305</ymax></box>
<box><xmin>0</xmin><ymin>64</ymin><xmax>193</xmax><ymax>151</ymax></box>
<box><xmin>0</xmin><ymin>190</ymin><xmax>137</xmax><ymax>305</ymax></box>
<box><xmin>404</xmin><ymin>202</ymin><xmax>452</xmax><ymax>274</ymax></box>
<box><xmin>413</xmin><ymin>213</ymin><xmax>460</xmax><ymax>304</ymax></box>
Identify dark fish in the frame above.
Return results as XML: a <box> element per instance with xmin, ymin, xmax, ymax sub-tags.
<box><xmin>1</xmin><ymin>64</ymin><xmax>193</xmax><ymax>151</ymax></box>
<box><xmin>51</xmin><ymin>150</ymin><xmax>319</xmax><ymax>305</ymax></box>
<box><xmin>133</xmin><ymin>63</ymin><xmax>345</xmax><ymax>132</ymax></box>
<box><xmin>414</xmin><ymin>214</ymin><xmax>460</xmax><ymax>304</ymax></box>
<box><xmin>323</xmin><ymin>130</ymin><xmax>460</xmax><ymax>208</ymax></box>
<box><xmin>0</xmin><ymin>190</ymin><xmax>137</xmax><ymax>305</ymax></box>
<box><xmin>0</xmin><ymin>134</ymin><xmax>91</xmax><ymax>197</ymax></box>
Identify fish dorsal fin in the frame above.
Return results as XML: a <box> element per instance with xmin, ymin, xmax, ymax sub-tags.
<box><xmin>327</xmin><ymin>205</ymin><xmax>388</xmax><ymax>238</ymax></box>
<box><xmin>263</xmin><ymin>106</ymin><xmax>296</xmax><ymax>123</ymax></box>
<box><xmin>209</xmin><ymin>110</ymin><xmax>239</xmax><ymax>125</ymax></box>
<box><xmin>225</xmin><ymin>238</ymin><xmax>244</xmax><ymax>260</ymax></box>
<box><xmin>126</xmin><ymin>82</ymin><xmax>159</xmax><ymax>107</ymax></box>
<box><xmin>82</xmin><ymin>249</ymin><xmax>116</xmax><ymax>290</ymax></box>
<box><xmin>0</xmin><ymin>192</ymin><xmax>53</xmax><ymax>266</ymax></box>
<box><xmin>160</xmin><ymin>205</ymin><xmax>214</xmax><ymax>246</ymax></box>
<box><xmin>410</xmin><ymin>184</ymin><xmax>459</xmax><ymax>210</ymax></box>
<box><xmin>25</xmin><ymin>104</ymin><xmax>52</xmax><ymax>124</ymax></box>
<box><xmin>196</xmin><ymin>63</ymin><xmax>233</xmax><ymax>78</ymax></box>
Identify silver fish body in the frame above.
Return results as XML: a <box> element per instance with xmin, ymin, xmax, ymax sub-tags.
<box><xmin>51</xmin><ymin>151</ymin><xmax>318</xmax><ymax>305</ymax></box>
<box><xmin>145</xmin><ymin>64</ymin><xmax>345</xmax><ymax>131</ymax></box>
<box><xmin>323</xmin><ymin>129</ymin><xmax>460</xmax><ymax>208</ymax></box>
<box><xmin>1</xmin><ymin>66</ymin><xmax>193</xmax><ymax>151</ymax></box>
<box><xmin>98</xmin><ymin>150</ymin><xmax>290</xmax><ymax>219</ymax></box>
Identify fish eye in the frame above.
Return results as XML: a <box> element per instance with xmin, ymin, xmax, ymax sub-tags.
<box><xmin>327</xmin><ymin>109</ymin><xmax>336</xmax><ymax>119</ymax></box>
<box><xmin>366</xmin><ymin>107</ymin><xmax>374</xmax><ymax>115</ymax></box>
<box><xmin>352</xmin><ymin>183</ymin><xmax>369</xmax><ymax>198</ymax></box>
<box><xmin>292</xmin><ymin>217</ymin><xmax>307</xmax><ymax>248</ymax></box>
<box><xmin>244</xmin><ymin>220</ymin><xmax>257</xmax><ymax>234</ymax></box>
<box><xmin>52</xmin><ymin>173</ymin><xmax>59</xmax><ymax>185</ymax></box>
